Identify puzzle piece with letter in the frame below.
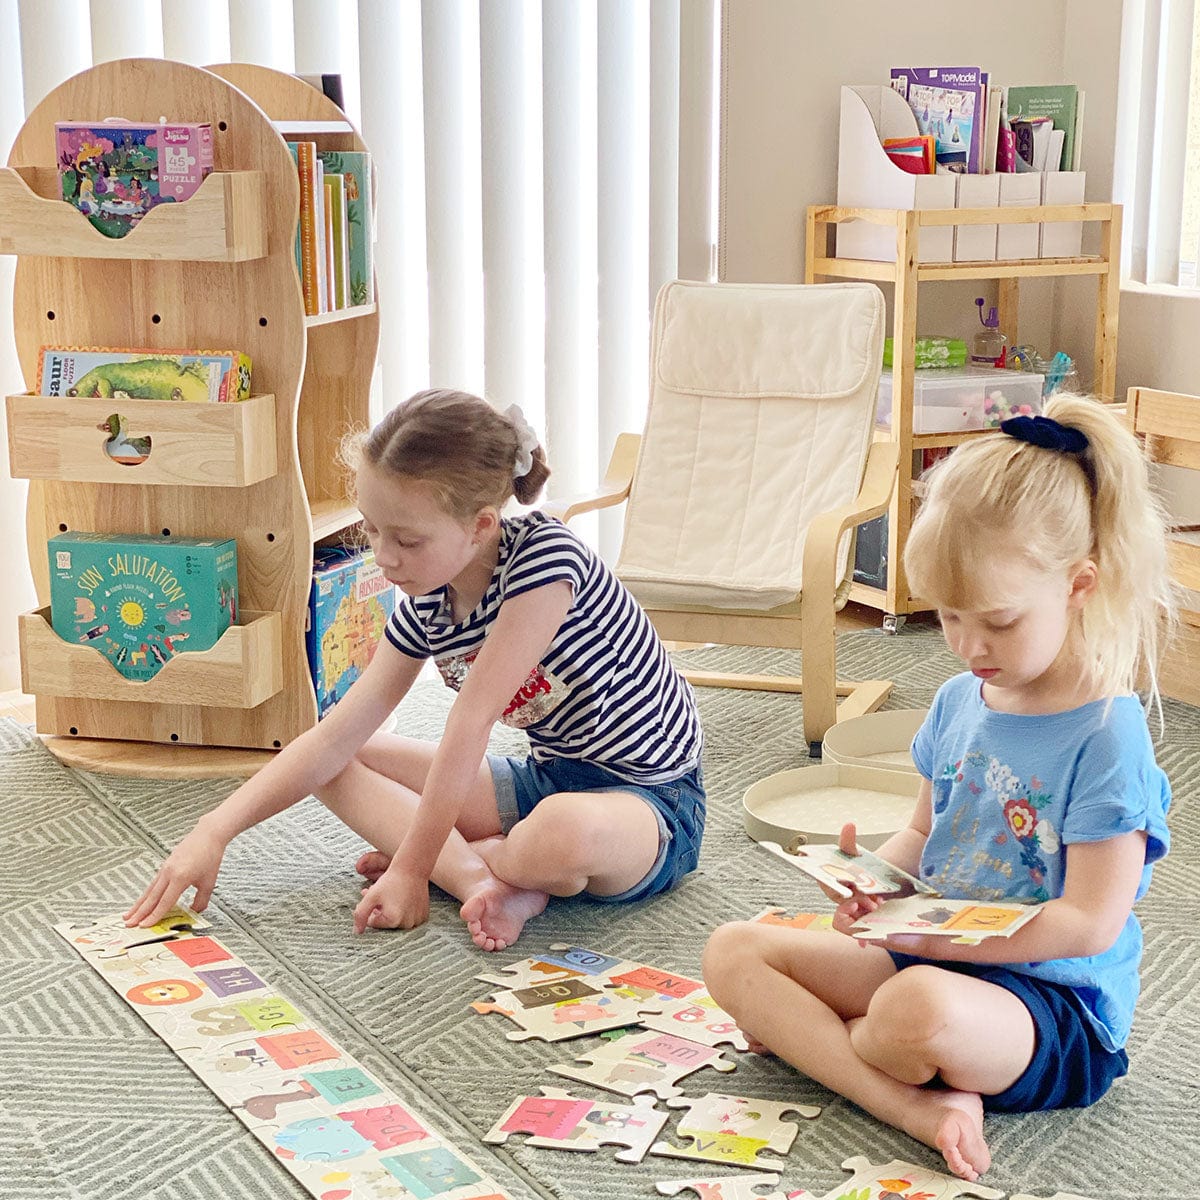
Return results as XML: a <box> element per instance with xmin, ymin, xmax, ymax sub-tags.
<box><xmin>803</xmin><ymin>1157</ymin><xmax>1005</xmax><ymax>1200</ymax></box>
<box><xmin>484</xmin><ymin>1086</ymin><xmax>667</xmax><ymax>1163</ymax></box>
<box><xmin>847</xmin><ymin>897</ymin><xmax>1042</xmax><ymax>945</ymax></box>
<box><xmin>548</xmin><ymin>1029</ymin><xmax>736</xmax><ymax>1099</ymax></box>
<box><xmin>637</xmin><ymin>990</ymin><xmax>750</xmax><ymax>1051</ymax></box>
<box><xmin>649</xmin><ymin>1092</ymin><xmax>820</xmax><ymax>1170</ymax></box>
<box><xmin>760</xmin><ymin>840</ymin><xmax>938</xmax><ymax>900</ymax></box>
<box><xmin>470</xmin><ymin>973</ymin><xmax>670</xmax><ymax>1043</ymax></box>
<box><xmin>55</xmin><ymin>908</ymin><xmax>518</xmax><ymax>1200</ymax></box>
<box><xmin>475</xmin><ymin>943</ymin><xmax>632</xmax><ymax>989</ymax></box>
<box><xmin>656</xmin><ymin>1172</ymin><xmax>810</xmax><ymax>1199</ymax></box>
<box><xmin>749</xmin><ymin>909</ymin><xmax>834</xmax><ymax>931</ymax></box>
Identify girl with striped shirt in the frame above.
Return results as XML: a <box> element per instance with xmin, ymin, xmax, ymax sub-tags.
<box><xmin>126</xmin><ymin>390</ymin><xmax>704</xmax><ymax>951</ymax></box>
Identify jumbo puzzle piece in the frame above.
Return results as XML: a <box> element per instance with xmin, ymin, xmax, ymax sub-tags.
<box><xmin>750</xmin><ymin>909</ymin><xmax>834</xmax><ymax>931</ymax></box>
<box><xmin>846</xmin><ymin>897</ymin><xmax>1042</xmax><ymax>945</ymax></box>
<box><xmin>548</xmin><ymin>1028</ymin><xmax>737</xmax><ymax>1099</ymax></box>
<box><xmin>649</xmin><ymin>1092</ymin><xmax>820</xmax><ymax>1171</ymax></box>
<box><xmin>637</xmin><ymin>990</ymin><xmax>750</xmax><ymax>1052</ymax></box>
<box><xmin>803</xmin><ymin>1157</ymin><xmax>1005</xmax><ymax>1200</ymax></box>
<box><xmin>484</xmin><ymin>1086</ymin><xmax>668</xmax><ymax>1163</ymax></box>
<box><xmin>759</xmin><ymin>840</ymin><xmax>938</xmax><ymax>900</ymax></box>
<box><xmin>470</xmin><ymin>969</ymin><xmax>681</xmax><ymax>1043</ymax></box>
<box><xmin>656</xmin><ymin>1173</ymin><xmax>809</xmax><ymax>1199</ymax></box>
<box><xmin>475</xmin><ymin>943</ymin><xmax>634</xmax><ymax>989</ymax></box>
<box><xmin>55</xmin><ymin>908</ymin><xmax>516</xmax><ymax>1200</ymax></box>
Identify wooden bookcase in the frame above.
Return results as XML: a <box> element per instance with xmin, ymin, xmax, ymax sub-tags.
<box><xmin>806</xmin><ymin>202</ymin><xmax>1121</xmax><ymax>629</ymax></box>
<box><xmin>2</xmin><ymin>58</ymin><xmax>378</xmax><ymax>777</ymax></box>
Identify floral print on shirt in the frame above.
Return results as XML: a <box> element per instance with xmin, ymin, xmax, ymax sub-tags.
<box><xmin>937</xmin><ymin>751</ymin><xmax>1057</xmax><ymax>902</ymax></box>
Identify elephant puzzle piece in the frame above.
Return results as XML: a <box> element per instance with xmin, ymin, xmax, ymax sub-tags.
<box><xmin>649</xmin><ymin>1093</ymin><xmax>820</xmax><ymax>1171</ymax></box>
<box><xmin>483</xmin><ymin>1087</ymin><xmax>667</xmax><ymax>1163</ymax></box>
<box><xmin>804</xmin><ymin>1157</ymin><xmax>1006</xmax><ymax>1200</ymax></box>
<box><xmin>656</xmin><ymin>1172</ymin><xmax>809</xmax><ymax>1199</ymax></box>
<box><xmin>548</xmin><ymin>1029</ymin><xmax>737</xmax><ymax>1099</ymax></box>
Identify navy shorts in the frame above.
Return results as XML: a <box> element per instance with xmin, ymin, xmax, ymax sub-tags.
<box><xmin>888</xmin><ymin>952</ymin><xmax>1129</xmax><ymax>1113</ymax></box>
<box><xmin>487</xmin><ymin>753</ymin><xmax>705</xmax><ymax>903</ymax></box>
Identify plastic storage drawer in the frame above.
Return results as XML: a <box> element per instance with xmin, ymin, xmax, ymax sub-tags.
<box><xmin>876</xmin><ymin>367</ymin><xmax>1044</xmax><ymax>434</ymax></box>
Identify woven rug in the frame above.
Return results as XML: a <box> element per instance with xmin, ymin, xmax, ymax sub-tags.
<box><xmin>2</xmin><ymin>621</ymin><xmax>1198</xmax><ymax>1199</ymax></box>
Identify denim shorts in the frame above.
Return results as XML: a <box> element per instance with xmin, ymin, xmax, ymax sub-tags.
<box><xmin>487</xmin><ymin>753</ymin><xmax>706</xmax><ymax>904</ymax></box>
<box><xmin>889</xmin><ymin>952</ymin><xmax>1129</xmax><ymax>1112</ymax></box>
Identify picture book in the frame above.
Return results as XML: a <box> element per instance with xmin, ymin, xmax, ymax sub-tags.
<box><xmin>56</xmin><ymin>119</ymin><xmax>213</xmax><ymax>237</ymax></box>
<box><xmin>847</xmin><ymin>896</ymin><xmax>1042</xmax><ymax>945</ymax></box>
<box><xmin>306</xmin><ymin>543</ymin><xmax>396</xmax><ymax>717</ymax></box>
<box><xmin>287</xmin><ymin>140</ymin><xmax>320</xmax><ymax>316</ymax></box>
<box><xmin>323</xmin><ymin>173</ymin><xmax>348</xmax><ymax>309</ymax></box>
<box><xmin>37</xmin><ymin>346</ymin><xmax>252</xmax><ymax>403</ymax></box>
<box><xmin>49</xmin><ymin>532</ymin><xmax>237</xmax><ymax>681</ymax></box>
<box><xmin>316</xmin><ymin>150</ymin><xmax>374</xmax><ymax>306</ymax></box>
<box><xmin>890</xmin><ymin>66</ymin><xmax>986</xmax><ymax>173</ymax></box>
<box><xmin>760</xmin><ymin>839</ymin><xmax>939</xmax><ymax>900</ymax></box>
<box><xmin>1006</xmin><ymin>84</ymin><xmax>1079</xmax><ymax>171</ymax></box>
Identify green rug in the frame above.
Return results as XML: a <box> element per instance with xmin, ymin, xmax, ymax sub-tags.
<box><xmin>2</xmin><ymin>622</ymin><xmax>1198</xmax><ymax>1198</ymax></box>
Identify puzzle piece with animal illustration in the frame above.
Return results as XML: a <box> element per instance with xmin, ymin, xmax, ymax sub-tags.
<box><xmin>55</xmin><ymin>908</ymin><xmax>517</xmax><ymax>1200</ymax></box>
<box><xmin>847</xmin><ymin>897</ymin><xmax>1042</xmax><ymax>944</ymax></box>
<box><xmin>548</xmin><ymin>1029</ymin><xmax>737</xmax><ymax>1099</ymax></box>
<box><xmin>637</xmin><ymin>990</ymin><xmax>750</xmax><ymax>1051</ymax></box>
<box><xmin>803</xmin><ymin>1157</ymin><xmax>1005</xmax><ymax>1200</ymax></box>
<box><xmin>475</xmin><ymin>943</ymin><xmax>634</xmax><ymax>989</ymax></box>
<box><xmin>649</xmin><ymin>1093</ymin><xmax>820</xmax><ymax>1170</ymax></box>
<box><xmin>484</xmin><ymin>1087</ymin><xmax>668</xmax><ymax>1163</ymax></box>
<box><xmin>656</xmin><ymin>1172</ymin><xmax>810</xmax><ymax>1199</ymax></box>
<box><xmin>749</xmin><ymin>909</ymin><xmax>835</xmax><ymax>930</ymax></box>
<box><xmin>470</xmin><ymin>972</ymin><xmax>672</xmax><ymax>1043</ymax></box>
<box><xmin>759</xmin><ymin>840</ymin><xmax>939</xmax><ymax>900</ymax></box>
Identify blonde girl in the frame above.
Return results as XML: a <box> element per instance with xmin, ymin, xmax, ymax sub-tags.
<box><xmin>128</xmin><ymin>389</ymin><xmax>705</xmax><ymax>950</ymax></box>
<box><xmin>703</xmin><ymin>396</ymin><xmax>1173</xmax><ymax>1181</ymax></box>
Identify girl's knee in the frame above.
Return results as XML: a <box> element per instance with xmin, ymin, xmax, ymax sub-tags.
<box><xmin>867</xmin><ymin>965</ymin><xmax>957</xmax><ymax>1045</ymax></box>
<box><xmin>702</xmin><ymin>921</ymin><xmax>762</xmax><ymax>995</ymax></box>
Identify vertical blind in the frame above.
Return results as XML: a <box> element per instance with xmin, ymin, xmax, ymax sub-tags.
<box><xmin>0</xmin><ymin>0</ymin><xmax>716</xmax><ymax>690</ymax></box>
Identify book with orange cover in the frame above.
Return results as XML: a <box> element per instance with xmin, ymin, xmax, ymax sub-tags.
<box><xmin>288</xmin><ymin>141</ymin><xmax>320</xmax><ymax>316</ymax></box>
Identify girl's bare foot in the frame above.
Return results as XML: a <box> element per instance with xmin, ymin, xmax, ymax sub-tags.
<box><xmin>900</xmin><ymin>1088</ymin><xmax>989</xmax><ymax>1181</ymax></box>
<box><xmin>355</xmin><ymin>850</ymin><xmax>391</xmax><ymax>883</ymax></box>
<box><xmin>744</xmin><ymin>1033</ymin><xmax>773</xmax><ymax>1056</ymax></box>
<box><xmin>459</xmin><ymin>877</ymin><xmax>548</xmax><ymax>952</ymax></box>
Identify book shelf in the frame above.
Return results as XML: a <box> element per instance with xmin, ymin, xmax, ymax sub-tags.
<box><xmin>2</xmin><ymin>58</ymin><xmax>378</xmax><ymax>778</ymax></box>
<box><xmin>806</xmin><ymin>202</ymin><xmax>1121</xmax><ymax>630</ymax></box>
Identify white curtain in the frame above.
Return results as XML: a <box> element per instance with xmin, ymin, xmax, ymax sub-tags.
<box><xmin>0</xmin><ymin>0</ymin><xmax>716</xmax><ymax>691</ymax></box>
<box><xmin>1115</xmin><ymin>0</ymin><xmax>1198</xmax><ymax>285</ymax></box>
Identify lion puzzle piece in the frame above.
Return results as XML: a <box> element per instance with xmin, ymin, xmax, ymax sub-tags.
<box><xmin>484</xmin><ymin>1086</ymin><xmax>667</xmax><ymax>1163</ymax></box>
<box><xmin>656</xmin><ymin>1172</ymin><xmax>809</xmax><ymax>1199</ymax></box>
<box><xmin>548</xmin><ymin>1029</ymin><xmax>737</xmax><ymax>1099</ymax></box>
<box><xmin>804</xmin><ymin>1157</ymin><xmax>1005</xmax><ymax>1200</ymax></box>
<box><xmin>649</xmin><ymin>1093</ymin><xmax>820</xmax><ymax>1171</ymax></box>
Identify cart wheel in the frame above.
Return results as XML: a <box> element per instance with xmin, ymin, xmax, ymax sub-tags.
<box><xmin>882</xmin><ymin>613</ymin><xmax>906</xmax><ymax>635</ymax></box>
<box><xmin>809</xmin><ymin>741</ymin><xmax>822</xmax><ymax>759</ymax></box>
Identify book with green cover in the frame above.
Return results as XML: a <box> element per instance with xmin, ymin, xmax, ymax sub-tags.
<box><xmin>324</xmin><ymin>174</ymin><xmax>348</xmax><ymax>309</ymax></box>
<box><xmin>1005</xmin><ymin>84</ymin><xmax>1078</xmax><ymax>171</ymax></box>
<box><xmin>317</xmin><ymin>150</ymin><xmax>374</xmax><ymax>306</ymax></box>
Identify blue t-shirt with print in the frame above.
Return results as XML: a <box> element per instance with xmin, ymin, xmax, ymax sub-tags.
<box><xmin>911</xmin><ymin>672</ymin><xmax>1171</xmax><ymax>1051</ymax></box>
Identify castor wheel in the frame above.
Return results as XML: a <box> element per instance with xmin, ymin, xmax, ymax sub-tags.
<box><xmin>882</xmin><ymin>613</ymin><xmax>906</xmax><ymax>635</ymax></box>
<box><xmin>808</xmin><ymin>740</ymin><xmax>822</xmax><ymax>759</ymax></box>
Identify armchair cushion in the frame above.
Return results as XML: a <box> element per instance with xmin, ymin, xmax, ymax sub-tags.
<box><xmin>616</xmin><ymin>281</ymin><xmax>885</xmax><ymax>611</ymax></box>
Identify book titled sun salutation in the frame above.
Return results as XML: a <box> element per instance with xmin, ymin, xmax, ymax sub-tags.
<box><xmin>49</xmin><ymin>532</ymin><xmax>238</xmax><ymax>681</ymax></box>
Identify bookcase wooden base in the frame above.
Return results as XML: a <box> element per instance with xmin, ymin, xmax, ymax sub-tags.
<box><xmin>42</xmin><ymin>735</ymin><xmax>277</xmax><ymax>779</ymax></box>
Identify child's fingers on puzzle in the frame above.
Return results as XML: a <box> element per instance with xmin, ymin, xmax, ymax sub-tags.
<box><xmin>838</xmin><ymin>822</ymin><xmax>859</xmax><ymax>855</ymax></box>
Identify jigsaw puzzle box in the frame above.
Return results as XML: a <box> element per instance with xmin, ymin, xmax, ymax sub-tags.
<box><xmin>306</xmin><ymin>544</ymin><xmax>396</xmax><ymax>717</ymax></box>
<box><xmin>56</xmin><ymin>119</ymin><xmax>213</xmax><ymax>237</ymax></box>
<box><xmin>37</xmin><ymin>346</ymin><xmax>252</xmax><ymax>403</ymax></box>
<box><xmin>49</xmin><ymin>532</ymin><xmax>238</xmax><ymax>681</ymax></box>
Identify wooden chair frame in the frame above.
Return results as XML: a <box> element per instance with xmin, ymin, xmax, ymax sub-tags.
<box><xmin>545</xmin><ymin>433</ymin><xmax>901</xmax><ymax>755</ymax></box>
<box><xmin>1127</xmin><ymin>386</ymin><xmax>1200</xmax><ymax>707</ymax></box>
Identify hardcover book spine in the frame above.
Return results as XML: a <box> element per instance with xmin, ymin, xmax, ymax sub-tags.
<box><xmin>292</xmin><ymin>141</ymin><xmax>320</xmax><ymax>317</ymax></box>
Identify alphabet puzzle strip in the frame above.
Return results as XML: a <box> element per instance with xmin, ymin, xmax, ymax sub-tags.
<box><xmin>55</xmin><ymin>908</ymin><xmax>514</xmax><ymax>1200</ymax></box>
<box><xmin>483</xmin><ymin>1086</ymin><xmax>668</xmax><ymax>1163</ymax></box>
<box><xmin>649</xmin><ymin>1093</ymin><xmax>821</xmax><ymax>1171</ymax></box>
<box><xmin>548</xmin><ymin>1029</ymin><xmax>737</xmax><ymax>1099</ymax></box>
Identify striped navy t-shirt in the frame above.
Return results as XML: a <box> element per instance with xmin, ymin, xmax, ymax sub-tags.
<box><xmin>384</xmin><ymin>511</ymin><xmax>702</xmax><ymax>785</ymax></box>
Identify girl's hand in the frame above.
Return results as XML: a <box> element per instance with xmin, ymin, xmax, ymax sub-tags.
<box><xmin>831</xmin><ymin>890</ymin><xmax>882</xmax><ymax>943</ymax></box>
<box><xmin>123</xmin><ymin>825</ymin><xmax>227</xmax><ymax>928</ymax></box>
<box><xmin>354</xmin><ymin>866</ymin><xmax>431</xmax><ymax>933</ymax></box>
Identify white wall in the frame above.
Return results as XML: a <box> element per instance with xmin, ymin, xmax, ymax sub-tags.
<box><xmin>721</xmin><ymin>2</ymin><xmax>1068</xmax><ymax>343</ymax></box>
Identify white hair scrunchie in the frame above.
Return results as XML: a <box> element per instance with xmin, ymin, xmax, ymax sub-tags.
<box><xmin>504</xmin><ymin>403</ymin><xmax>540</xmax><ymax>479</ymax></box>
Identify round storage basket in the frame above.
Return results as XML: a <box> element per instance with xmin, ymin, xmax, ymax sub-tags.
<box><xmin>820</xmin><ymin>709</ymin><xmax>927</xmax><ymax>773</ymax></box>
<box><xmin>743</xmin><ymin>763</ymin><xmax>920</xmax><ymax>850</ymax></box>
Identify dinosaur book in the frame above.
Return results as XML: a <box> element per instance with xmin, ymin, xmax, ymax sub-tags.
<box><xmin>37</xmin><ymin>346</ymin><xmax>252</xmax><ymax>403</ymax></box>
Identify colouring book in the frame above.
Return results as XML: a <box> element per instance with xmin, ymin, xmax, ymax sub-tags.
<box><xmin>759</xmin><ymin>839</ymin><xmax>939</xmax><ymax>900</ymax></box>
<box><xmin>847</xmin><ymin>896</ymin><xmax>1042</xmax><ymax>944</ymax></box>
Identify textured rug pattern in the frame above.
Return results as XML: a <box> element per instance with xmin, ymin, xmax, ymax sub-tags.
<box><xmin>2</xmin><ymin>622</ymin><xmax>1199</xmax><ymax>1198</ymax></box>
